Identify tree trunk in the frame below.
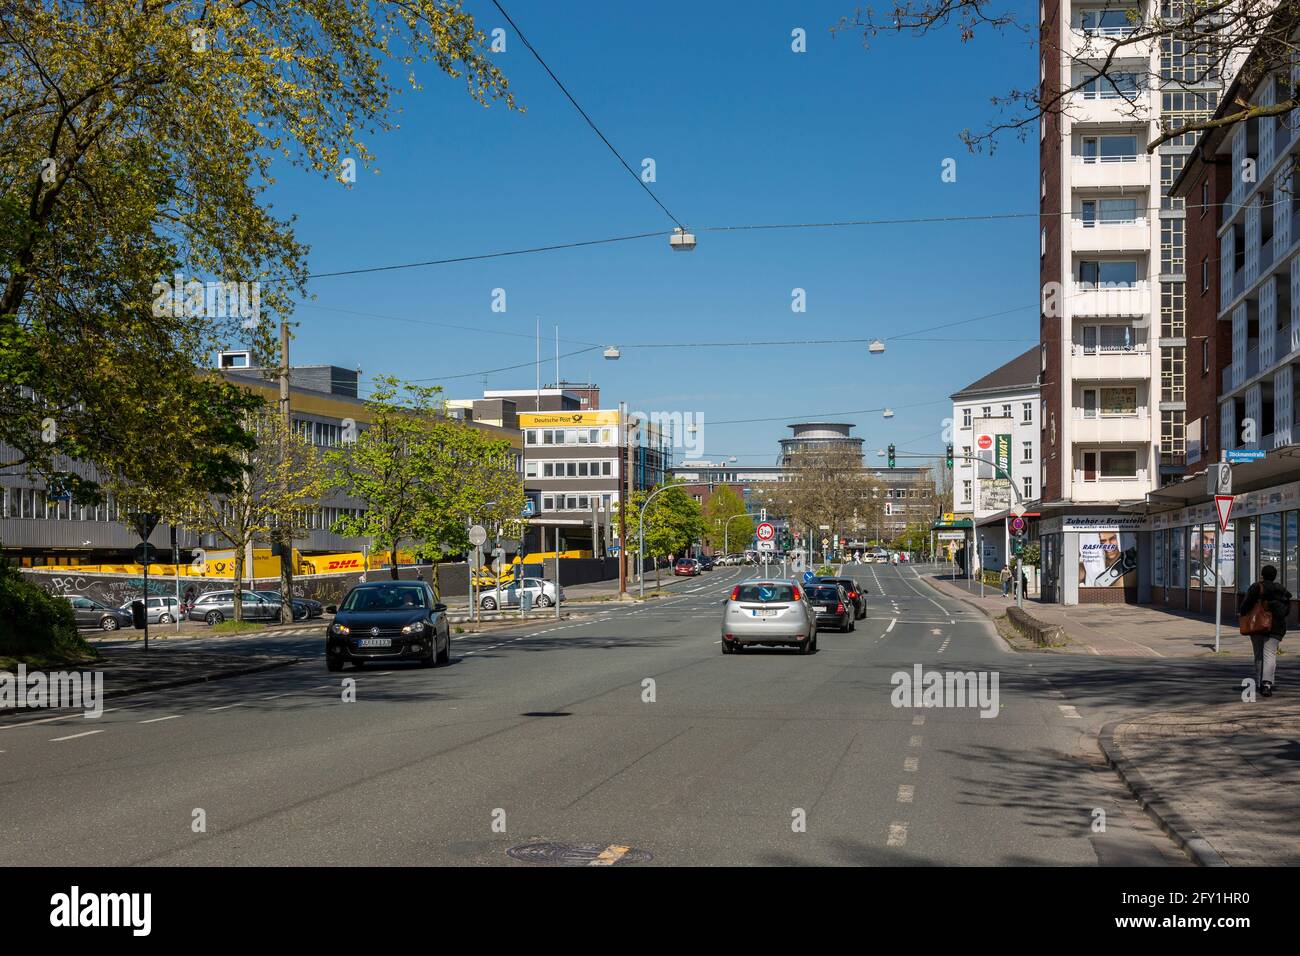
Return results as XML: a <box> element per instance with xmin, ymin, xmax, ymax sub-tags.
<box><xmin>278</xmin><ymin>528</ymin><xmax>295</xmax><ymax>623</ymax></box>
<box><xmin>655</xmin><ymin>555</ymin><xmax>661</xmax><ymax>590</ymax></box>
<box><xmin>233</xmin><ymin>549</ymin><xmax>244</xmax><ymax>622</ymax></box>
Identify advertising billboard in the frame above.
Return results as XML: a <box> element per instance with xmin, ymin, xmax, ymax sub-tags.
<box><xmin>1078</xmin><ymin>531</ymin><xmax>1138</xmax><ymax>588</ymax></box>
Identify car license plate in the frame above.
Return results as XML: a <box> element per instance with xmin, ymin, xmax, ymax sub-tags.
<box><xmin>750</xmin><ymin>609</ymin><xmax>775</xmax><ymax>617</ymax></box>
<box><xmin>820</xmin><ymin>606</ymin><xmax>835</xmax><ymax>612</ymax></box>
<box><xmin>357</xmin><ymin>638</ymin><xmax>391</xmax><ymax>648</ymax></box>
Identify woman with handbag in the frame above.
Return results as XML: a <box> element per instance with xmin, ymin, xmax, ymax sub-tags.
<box><xmin>1238</xmin><ymin>565</ymin><xmax>1291</xmax><ymax>697</ymax></box>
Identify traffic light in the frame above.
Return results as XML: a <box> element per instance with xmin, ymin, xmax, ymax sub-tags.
<box><xmin>887</xmin><ymin>444</ymin><xmax>896</xmax><ymax>469</ymax></box>
<box><xmin>946</xmin><ymin>444</ymin><xmax>953</xmax><ymax>469</ymax></box>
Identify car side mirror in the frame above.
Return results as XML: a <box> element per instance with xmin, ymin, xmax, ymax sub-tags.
<box><xmin>433</xmin><ymin>603</ymin><xmax>447</xmax><ymax>612</ymax></box>
<box><xmin>325</xmin><ymin>605</ymin><xmax>337</xmax><ymax>614</ymax></box>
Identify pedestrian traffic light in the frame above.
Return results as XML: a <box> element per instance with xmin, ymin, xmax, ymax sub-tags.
<box><xmin>887</xmin><ymin>444</ymin><xmax>896</xmax><ymax>469</ymax></box>
<box><xmin>946</xmin><ymin>444</ymin><xmax>953</xmax><ymax>469</ymax></box>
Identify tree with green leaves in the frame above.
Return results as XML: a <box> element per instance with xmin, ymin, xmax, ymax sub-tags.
<box><xmin>626</xmin><ymin>482</ymin><xmax>706</xmax><ymax>590</ymax></box>
<box><xmin>702</xmin><ymin>485</ymin><xmax>752</xmax><ymax>554</ymax></box>
<box><xmin>1</xmin><ymin>1</ymin><xmax>516</xmax><ymax>515</ymax></box>
<box><xmin>327</xmin><ymin>378</ymin><xmax>525</xmax><ymax>581</ymax></box>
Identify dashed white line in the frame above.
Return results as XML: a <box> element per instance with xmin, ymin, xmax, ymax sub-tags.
<box><xmin>887</xmin><ymin>822</ymin><xmax>909</xmax><ymax>847</ymax></box>
<box><xmin>903</xmin><ymin>756</ymin><xmax>919</xmax><ymax>772</ymax></box>
<box><xmin>909</xmin><ymin>735</ymin><xmax>923</xmax><ymax>747</ymax></box>
<box><xmin>897</xmin><ymin>784</ymin><xmax>914</xmax><ymax>804</ymax></box>
<box><xmin>886</xmin><ymin>618</ymin><xmax>897</xmax><ymax>633</ymax></box>
<box><xmin>50</xmin><ymin>729</ymin><xmax>102</xmax><ymax>742</ymax></box>
<box><xmin>912</xmin><ymin>715</ymin><xmax>925</xmax><ymax>726</ymax></box>
<box><xmin>139</xmin><ymin>715</ymin><xmax>181</xmax><ymax>724</ymax></box>
<box><xmin>207</xmin><ymin>702</ymin><xmax>245</xmax><ymax>712</ymax></box>
<box><xmin>1059</xmin><ymin>704</ymin><xmax>1082</xmax><ymax>719</ymax></box>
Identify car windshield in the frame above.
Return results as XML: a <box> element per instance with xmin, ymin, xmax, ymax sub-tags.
<box><xmin>341</xmin><ymin>585</ymin><xmax>427</xmax><ymax>612</ymax></box>
<box><xmin>734</xmin><ymin>583</ymin><xmax>795</xmax><ymax>603</ymax></box>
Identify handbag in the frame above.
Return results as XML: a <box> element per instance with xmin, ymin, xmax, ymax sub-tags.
<box><xmin>1239</xmin><ymin>588</ymin><xmax>1275</xmax><ymax>636</ymax></box>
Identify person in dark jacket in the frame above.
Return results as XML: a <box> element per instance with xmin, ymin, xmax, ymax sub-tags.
<box><xmin>1238</xmin><ymin>564</ymin><xmax>1290</xmax><ymax>697</ymax></box>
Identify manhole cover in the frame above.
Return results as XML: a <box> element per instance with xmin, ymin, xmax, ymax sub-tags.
<box><xmin>506</xmin><ymin>842</ymin><xmax>652</xmax><ymax>866</ymax></box>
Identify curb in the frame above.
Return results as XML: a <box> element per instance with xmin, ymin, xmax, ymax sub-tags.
<box><xmin>0</xmin><ymin>657</ymin><xmax>302</xmax><ymax>726</ymax></box>
<box><xmin>1097</xmin><ymin>717</ymin><xmax>1229</xmax><ymax>867</ymax></box>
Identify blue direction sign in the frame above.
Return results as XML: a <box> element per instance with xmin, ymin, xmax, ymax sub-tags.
<box><xmin>1226</xmin><ymin>449</ymin><xmax>1267</xmax><ymax>464</ymax></box>
<box><xmin>802</xmin><ymin>570</ymin><xmax>815</xmax><ymax>584</ymax></box>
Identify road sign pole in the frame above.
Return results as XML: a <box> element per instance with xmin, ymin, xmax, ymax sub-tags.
<box><xmin>1215</xmin><ymin>524</ymin><xmax>1222</xmax><ymax>655</ymax></box>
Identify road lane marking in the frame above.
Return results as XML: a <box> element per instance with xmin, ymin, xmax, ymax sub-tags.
<box><xmin>897</xmin><ymin>785</ymin><xmax>914</xmax><ymax>803</ymax></box>
<box><xmin>208</xmin><ymin>702</ymin><xmax>245</xmax><ymax>712</ymax></box>
<box><xmin>887</xmin><ymin>822</ymin><xmax>908</xmax><ymax>847</ymax></box>
<box><xmin>0</xmin><ymin>708</ymin><xmax>117</xmax><ymax>730</ymax></box>
<box><xmin>1059</xmin><ymin>704</ymin><xmax>1081</xmax><ymax>719</ymax></box>
<box><xmin>50</xmin><ymin>730</ymin><xmax>102</xmax><ymax>742</ymax></box>
<box><xmin>139</xmin><ymin>715</ymin><xmax>181</xmax><ymax>724</ymax></box>
<box><xmin>903</xmin><ymin>756</ymin><xmax>919</xmax><ymax>772</ymax></box>
<box><xmin>912</xmin><ymin>715</ymin><xmax>925</xmax><ymax>726</ymax></box>
<box><xmin>910</xmin><ymin>735</ymin><xmax>923</xmax><ymax>747</ymax></box>
<box><xmin>886</xmin><ymin>618</ymin><xmax>896</xmax><ymax>632</ymax></box>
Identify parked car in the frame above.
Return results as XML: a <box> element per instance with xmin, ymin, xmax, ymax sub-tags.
<box><xmin>805</xmin><ymin>583</ymin><xmax>855</xmax><ymax>632</ymax></box>
<box><xmin>325</xmin><ymin>580</ymin><xmax>450</xmax><ymax>671</ymax></box>
<box><xmin>187</xmin><ymin>590</ymin><xmax>302</xmax><ymax>625</ymax></box>
<box><xmin>696</xmin><ymin>555</ymin><xmax>715</xmax><ymax>571</ymax></box>
<box><xmin>720</xmin><ymin>580</ymin><xmax>816</xmax><ymax>654</ymax></box>
<box><xmin>259</xmin><ymin>590</ymin><xmax>315</xmax><ymax>620</ymax></box>
<box><xmin>478</xmin><ymin>577</ymin><xmax>562</xmax><ymax>610</ymax></box>
<box><xmin>817</xmin><ymin>577</ymin><xmax>868</xmax><ymax>619</ymax></box>
<box><xmin>63</xmin><ymin>595</ymin><xmax>133</xmax><ymax>631</ymax></box>
<box><xmin>117</xmin><ymin>596</ymin><xmax>181</xmax><ymax>625</ymax></box>
<box><xmin>674</xmin><ymin>559</ymin><xmax>701</xmax><ymax>577</ymax></box>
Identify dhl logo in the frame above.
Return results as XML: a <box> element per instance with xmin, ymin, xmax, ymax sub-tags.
<box><xmin>326</xmin><ymin>559</ymin><xmax>361</xmax><ymax>570</ymax></box>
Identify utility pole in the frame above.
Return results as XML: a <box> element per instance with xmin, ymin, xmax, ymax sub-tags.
<box><xmin>277</xmin><ymin>319</ymin><xmax>295</xmax><ymax>623</ymax></box>
<box><xmin>618</xmin><ymin>402</ymin><xmax>628</xmax><ymax>598</ymax></box>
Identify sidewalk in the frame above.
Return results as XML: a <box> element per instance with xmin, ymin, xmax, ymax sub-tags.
<box><xmin>927</xmin><ymin>574</ymin><xmax>1255</xmax><ymax>658</ymax></box>
<box><xmin>1</xmin><ymin>640</ymin><xmax>300</xmax><ymax>719</ymax></box>
<box><xmin>1100</xmin><ymin>699</ymin><xmax>1300</xmax><ymax>866</ymax></box>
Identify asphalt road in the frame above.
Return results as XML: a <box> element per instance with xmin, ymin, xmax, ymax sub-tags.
<box><xmin>0</xmin><ymin>563</ymin><xmax>1187</xmax><ymax>866</ymax></box>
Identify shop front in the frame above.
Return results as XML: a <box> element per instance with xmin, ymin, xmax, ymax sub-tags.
<box><xmin>1039</xmin><ymin>512</ymin><xmax>1144</xmax><ymax>605</ymax></box>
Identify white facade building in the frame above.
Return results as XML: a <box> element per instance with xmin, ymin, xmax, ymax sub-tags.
<box><xmin>951</xmin><ymin>348</ymin><xmax>1042</xmax><ymax>518</ymax></box>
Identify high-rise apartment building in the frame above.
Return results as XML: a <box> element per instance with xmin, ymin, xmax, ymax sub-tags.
<box><xmin>1038</xmin><ymin>1</ymin><xmax>1223</xmax><ymax>602</ymax></box>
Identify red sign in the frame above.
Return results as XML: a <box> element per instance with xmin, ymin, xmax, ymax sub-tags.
<box><xmin>1215</xmin><ymin>495</ymin><xmax>1234</xmax><ymax>532</ymax></box>
<box><xmin>977</xmin><ymin>435</ymin><xmax>993</xmax><ymax>450</ymax></box>
<box><xmin>756</xmin><ymin>522</ymin><xmax>775</xmax><ymax>541</ymax></box>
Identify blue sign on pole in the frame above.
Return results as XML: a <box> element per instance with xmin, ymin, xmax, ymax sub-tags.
<box><xmin>802</xmin><ymin>570</ymin><xmax>815</xmax><ymax>584</ymax></box>
<box><xmin>1226</xmin><ymin>449</ymin><xmax>1267</xmax><ymax>463</ymax></box>
<box><xmin>521</xmin><ymin>499</ymin><xmax>535</xmax><ymax>517</ymax></box>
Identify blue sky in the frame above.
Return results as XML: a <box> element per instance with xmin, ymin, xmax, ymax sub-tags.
<box><xmin>270</xmin><ymin>0</ymin><xmax>1040</xmax><ymax>468</ymax></box>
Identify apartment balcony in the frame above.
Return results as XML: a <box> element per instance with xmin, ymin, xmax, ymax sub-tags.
<box><xmin>1222</xmin><ymin>345</ymin><xmax>1260</xmax><ymax>393</ymax></box>
<box><xmin>1070</xmin><ymin>409</ymin><xmax>1152</xmax><ymax>444</ymax></box>
<box><xmin>1070</xmin><ymin>217</ymin><xmax>1150</xmax><ymax>253</ymax></box>
<box><xmin>1070</xmin><ymin>280</ymin><xmax>1151</xmax><ymax>318</ymax></box>
<box><xmin>1069</xmin><ymin>91</ymin><xmax>1151</xmax><ymax>127</ymax></box>
<box><xmin>1069</xmin><ymin>345</ymin><xmax>1152</xmax><ymax>380</ymax></box>
<box><xmin>1068</xmin><ymin>27</ymin><xmax>1155</xmax><ymax>63</ymax></box>
<box><xmin>1070</xmin><ymin>154</ymin><xmax>1150</xmax><ymax>190</ymax></box>
<box><xmin>1072</xmin><ymin>472</ymin><xmax>1151</xmax><ymax>502</ymax></box>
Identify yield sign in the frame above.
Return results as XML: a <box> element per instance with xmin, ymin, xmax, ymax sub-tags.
<box><xmin>1215</xmin><ymin>495</ymin><xmax>1234</xmax><ymax>532</ymax></box>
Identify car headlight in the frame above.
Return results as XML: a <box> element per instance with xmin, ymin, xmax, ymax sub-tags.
<box><xmin>332</xmin><ymin>623</ymin><xmax>350</xmax><ymax>635</ymax></box>
<box><xmin>401</xmin><ymin>623</ymin><xmax>421</xmax><ymax>635</ymax></box>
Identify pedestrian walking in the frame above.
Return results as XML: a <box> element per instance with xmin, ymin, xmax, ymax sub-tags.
<box><xmin>1238</xmin><ymin>564</ymin><xmax>1291</xmax><ymax>697</ymax></box>
<box><xmin>999</xmin><ymin>565</ymin><xmax>1012</xmax><ymax>598</ymax></box>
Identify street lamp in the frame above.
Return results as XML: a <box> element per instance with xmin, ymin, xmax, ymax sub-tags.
<box><xmin>669</xmin><ymin>227</ymin><xmax>696</xmax><ymax>251</ymax></box>
<box><xmin>603</xmin><ymin>346</ymin><xmax>621</xmax><ymax>360</ymax></box>
<box><xmin>868</xmin><ymin>339</ymin><xmax>885</xmax><ymax>354</ymax></box>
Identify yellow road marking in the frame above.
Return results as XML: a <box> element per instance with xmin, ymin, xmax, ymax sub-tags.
<box><xmin>590</xmin><ymin>844</ymin><xmax>631</xmax><ymax>866</ymax></box>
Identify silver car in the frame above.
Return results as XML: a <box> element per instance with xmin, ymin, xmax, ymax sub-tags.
<box><xmin>478</xmin><ymin>577</ymin><xmax>564</xmax><ymax>610</ymax></box>
<box><xmin>720</xmin><ymin>580</ymin><xmax>816</xmax><ymax>655</ymax></box>
<box><xmin>118</xmin><ymin>596</ymin><xmax>181</xmax><ymax>625</ymax></box>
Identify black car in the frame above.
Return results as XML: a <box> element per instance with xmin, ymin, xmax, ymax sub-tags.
<box><xmin>325</xmin><ymin>580</ymin><xmax>451</xmax><ymax>671</ymax></box>
<box><xmin>818</xmin><ymin>577</ymin><xmax>868</xmax><ymax>619</ymax></box>
<box><xmin>696</xmin><ymin>555</ymin><xmax>715</xmax><ymax>571</ymax></box>
<box><xmin>62</xmin><ymin>595</ymin><xmax>133</xmax><ymax>631</ymax></box>
<box><xmin>805</xmin><ymin>584</ymin><xmax>855</xmax><ymax>633</ymax></box>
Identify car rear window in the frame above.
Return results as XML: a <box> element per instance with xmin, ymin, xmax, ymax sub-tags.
<box><xmin>809</xmin><ymin>587</ymin><xmax>841</xmax><ymax>601</ymax></box>
<box><xmin>734</xmin><ymin>584</ymin><xmax>795</xmax><ymax>603</ymax></box>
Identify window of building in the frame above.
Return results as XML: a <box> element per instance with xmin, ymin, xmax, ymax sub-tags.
<box><xmin>1162</xmin><ymin>347</ymin><xmax>1186</xmax><ymax>402</ymax></box>
<box><xmin>1200</xmin><ymin>180</ymin><xmax>1209</xmax><ymax>218</ymax></box>
<box><xmin>1161</xmin><ymin>409</ymin><xmax>1186</xmax><ymax>463</ymax></box>
<box><xmin>1200</xmin><ymin>258</ymin><xmax>1209</xmax><ymax>293</ymax></box>
<box><xmin>1022</xmin><ymin>441</ymin><xmax>1034</xmax><ymax>462</ymax></box>
<box><xmin>1161</xmin><ymin>216</ymin><xmax>1185</xmax><ymax>274</ymax></box>
<box><xmin>1078</xmin><ymin>260</ymin><xmax>1139</xmax><ymax>286</ymax></box>
<box><xmin>962</xmin><ymin>407</ymin><xmax>972</xmax><ymax>427</ymax></box>
<box><xmin>1081</xmin><ymin>450</ymin><xmax>1139</xmax><ymax>480</ymax></box>
<box><xmin>1080</xmin><ymin>71</ymin><xmax>1141</xmax><ymax>100</ymax></box>
<box><xmin>1082</xmin><ymin>386</ymin><xmax>1139</xmax><ymax>417</ymax></box>
<box><xmin>1023</xmin><ymin>401</ymin><xmax>1033</xmax><ymax>423</ymax></box>
<box><xmin>1203</xmin><ymin>339</ymin><xmax>1210</xmax><ymax>373</ymax></box>
<box><xmin>1023</xmin><ymin>476</ymin><xmax>1033</xmax><ymax>499</ymax></box>
<box><xmin>1080</xmin><ymin>134</ymin><xmax>1138</xmax><ymax>163</ymax></box>
<box><xmin>962</xmin><ymin>480</ymin><xmax>971</xmax><ymax>502</ymax></box>
<box><xmin>981</xmin><ymin>406</ymin><xmax>991</xmax><ymax>418</ymax></box>
<box><xmin>525</xmin><ymin>461</ymin><xmax>538</xmax><ymax>478</ymax></box>
<box><xmin>1081</xmin><ymin>324</ymin><xmax>1138</xmax><ymax>353</ymax></box>
<box><xmin>1080</xmin><ymin>197</ymin><xmax>1138</xmax><ymax>225</ymax></box>
<box><xmin>1161</xmin><ymin>282</ymin><xmax>1185</xmax><ymax>337</ymax></box>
